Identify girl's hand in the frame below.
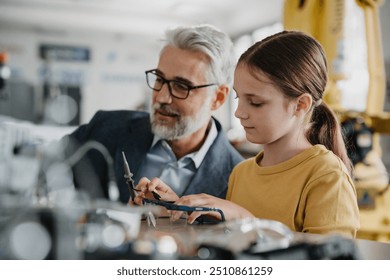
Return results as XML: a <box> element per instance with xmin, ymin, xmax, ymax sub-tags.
<box><xmin>170</xmin><ymin>193</ymin><xmax>254</xmax><ymax>223</ymax></box>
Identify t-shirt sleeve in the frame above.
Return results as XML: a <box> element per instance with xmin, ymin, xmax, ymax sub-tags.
<box><xmin>298</xmin><ymin>169</ymin><xmax>360</xmax><ymax>238</ymax></box>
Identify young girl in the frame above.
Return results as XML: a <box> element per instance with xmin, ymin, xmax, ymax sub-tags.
<box><xmin>135</xmin><ymin>30</ymin><xmax>360</xmax><ymax>238</ymax></box>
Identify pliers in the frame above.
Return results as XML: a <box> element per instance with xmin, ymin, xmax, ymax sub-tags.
<box><xmin>122</xmin><ymin>151</ymin><xmax>156</xmax><ymax>227</ymax></box>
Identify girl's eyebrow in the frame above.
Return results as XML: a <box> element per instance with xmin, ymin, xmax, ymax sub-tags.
<box><xmin>233</xmin><ymin>88</ymin><xmax>262</xmax><ymax>97</ymax></box>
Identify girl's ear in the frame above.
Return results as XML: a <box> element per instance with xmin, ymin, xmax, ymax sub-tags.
<box><xmin>295</xmin><ymin>93</ymin><xmax>313</xmax><ymax>115</ymax></box>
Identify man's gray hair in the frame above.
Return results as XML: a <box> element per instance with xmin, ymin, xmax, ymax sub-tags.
<box><xmin>162</xmin><ymin>24</ymin><xmax>236</xmax><ymax>91</ymax></box>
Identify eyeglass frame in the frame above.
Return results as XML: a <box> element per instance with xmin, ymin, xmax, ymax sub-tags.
<box><xmin>145</xmin><ymin>69</ymin><xmax>217</xmax><ymax>100</ymax></box>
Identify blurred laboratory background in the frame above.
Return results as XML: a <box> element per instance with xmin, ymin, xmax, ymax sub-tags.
<box><xmin>1</xmin><ymin>0</ymin><xmax>390</xmax><ymax>259</ymax></box>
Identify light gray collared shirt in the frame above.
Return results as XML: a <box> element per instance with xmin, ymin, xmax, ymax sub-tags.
<box><xmin>134</xmin><ymin>119</ymin><xmax>218</xmax><ymax>196</ymax></box>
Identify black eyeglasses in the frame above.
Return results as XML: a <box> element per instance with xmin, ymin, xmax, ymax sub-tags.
<box><xmin>145</xmin><ymin>69</ymin><xmax>216</xmax><ymax>100</ymax></box>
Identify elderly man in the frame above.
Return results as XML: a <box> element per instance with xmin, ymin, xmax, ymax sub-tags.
<box><xmin>65</xmin><ymin>24</ymin><xmax>243</xmax><ymax>203</ymax></box>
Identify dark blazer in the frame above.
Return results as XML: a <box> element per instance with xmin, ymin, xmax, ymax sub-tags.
<box><xmin>65</xmin><ymin>110</ymin><xmax>243</xmax><ymax>203</ymax></box>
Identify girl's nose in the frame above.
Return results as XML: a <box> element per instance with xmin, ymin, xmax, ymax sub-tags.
<box><xmin>234</xmin><ymin>104</ymin><xmax>248</xmax><ymax>119</ymax></box>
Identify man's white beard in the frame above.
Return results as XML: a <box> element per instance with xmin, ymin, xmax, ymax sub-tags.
<box><xmin>150</xmin><ymin>100</ymin><xmax>212</xmax><ymax>141</ymax></box>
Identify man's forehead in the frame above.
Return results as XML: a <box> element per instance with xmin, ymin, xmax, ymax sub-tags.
<box><xmin>159</xmin><ymin>46</ymin><xmax>210</xmax><ymax>67</ymax></box>
<box><xmin>157</xmin><ymin>46</ymin><xmax>210</xmax><ymax>82</ymax></box>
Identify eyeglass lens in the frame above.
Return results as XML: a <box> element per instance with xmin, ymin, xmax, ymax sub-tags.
<box><xmin>146</xmin><ymin>72</ymin><xmax>190</xmax><ymax>99</ymax></box>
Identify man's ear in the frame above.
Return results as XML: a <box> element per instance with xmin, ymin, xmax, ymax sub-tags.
<box><xmin>295</xmin><ymin>93</ymin><xmax>313</xmax><ymax>115</ymax></box>
<box><xmin>211</xmin><ymin>85</ymin><xmax>229</xmax><ymax>110</ymax></box>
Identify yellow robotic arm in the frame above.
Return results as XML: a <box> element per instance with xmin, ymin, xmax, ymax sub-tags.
<box><xmin>284</xmin><ymin>0</ymin><xmax>389</xmax><ymax>126</ymax></box>
<box><xmin>284</xmin><ymin>0</ymin><xmax>345</xmax><ymax>109</ymax></box>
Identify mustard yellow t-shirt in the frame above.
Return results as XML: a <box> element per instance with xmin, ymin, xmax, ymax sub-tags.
<box><xmin>227</xmin><ymin>145</ymin><xmax>360</xmax><ymax>238</ymax></box>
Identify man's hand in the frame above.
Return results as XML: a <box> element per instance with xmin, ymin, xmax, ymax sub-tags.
<box><xmin>129</xmin><ymin>177</ymin><xmax>180</xmax><ymax>206</ymax></box>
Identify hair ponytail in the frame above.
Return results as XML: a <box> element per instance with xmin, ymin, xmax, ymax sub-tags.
<box><xmin>307</xmin><ymin>102</ymin><xmax>353</xmax><ymax>175</ymax></box>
